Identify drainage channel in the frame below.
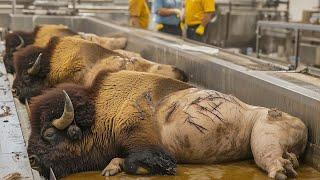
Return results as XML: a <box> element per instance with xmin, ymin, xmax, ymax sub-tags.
<box><xmin>0</xmin><ymin>54</ymin><xmax>40</xmax><ymax>179</ymax></box>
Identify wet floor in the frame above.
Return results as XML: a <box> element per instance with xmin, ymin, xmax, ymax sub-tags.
<box><xmin>63</xmin><ymin>160</ymin><xmax>320</xmax><ymax>180</ymax></box>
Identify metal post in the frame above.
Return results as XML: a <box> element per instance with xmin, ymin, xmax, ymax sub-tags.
<box><xmin>286</xmin><ymin>0</ymin><xmax>290</xmax><ymax>22</ymax></box>
<box><xmin>72</xmin><ymin>0</ymin><xmax>76</xmax><ymax>15</ymax></box>
<box><xmin>294</xmin><ymin>29</ymin><xmax>300</xmax><ymax>69</ymax></box>
<box><xmin>255</xmin><ymin>25</ymin><xmax>261</xmax><ymax>58</ymax></box>
<box><xmin>224</xmin><ymin>1</ymin><xmax>232</xmax><ymax>47</ymax></box>
<box><xmin>12</xmin><ymin>0</ymin><xmax>16</xmax><ymax>14</ymax></box>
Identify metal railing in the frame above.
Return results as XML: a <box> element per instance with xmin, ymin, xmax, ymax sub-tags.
<box><xmin>11</xmin><ymin>0</ymin><xmax>77</xmax><ymax>15</ymax></box>
<box><xmin>256</xmin><ymin>20</ymin><xmax>320</xmax><ymax>70</ymax></box>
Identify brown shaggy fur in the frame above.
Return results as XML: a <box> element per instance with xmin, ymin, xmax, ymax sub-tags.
<box><xmin>12</xmin><ymin>45</ymin><xmax>51</xmax><ymax>102</ymax></box>
<box><xmin>4</xmin><ymin>24</ymin><xmax>77</xmax><ymax>73</ymax></box>
<box><xmin>27</xmin><ymin>70</ymin><xmax>307</xmax><ymax>180</ymax></box>
<box><xmin>27</xmin><ymin>70</ymin><xmax>191</xmax><ymax>178</ymax></box>
<box><xmin>4</xmin><ymin>31</ymin><xmax>35</xmax><ymax>73</ymax></box>
<box><xmin>32</xmin><ymin>25</ymin><xmax>77</xmax><ymax>47</ymax></box>
<box><xmin>13</xmin><ymin>36</ymin><xmax>187</xmax><ymax>102</ymax></box>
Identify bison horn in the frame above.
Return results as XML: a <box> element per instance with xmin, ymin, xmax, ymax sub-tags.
<box><xmin>27</xmin><ymin>53</ymin><xmax>42</xmax><ymax>75</ymax></box>
<box><xmin>52</xmin><ymin>90</ymin><xmax>74</xmax><ymax>130</ymax></box>
<box><xmin>16</xmin><ymin>35</ymin><xmax>25</xmax><ymax>50</ymax></box>
<box><xmin>25</xmin><ymin>99</ymin><xmax>31</xmax><ymax>118</ymax></box>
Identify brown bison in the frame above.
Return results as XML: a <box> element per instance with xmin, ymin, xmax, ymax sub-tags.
<box><xmin>4</xmin><ymin>25</ymin><xmax>128</xmax><ymax>74</ymax></box>
<box><xmin>4</xmin><ymin>24</ymin><xmax>77</xmax><ymax>73</ymax></box>
<box><xmin>12</xmin><ymin>36</ymin><xmax>187</xmax><ymax>102</ymax></box>
<box><xmin>27</xmin><ymin>70</ymin><xmax>307</xmax><ymax>179</ymax></box>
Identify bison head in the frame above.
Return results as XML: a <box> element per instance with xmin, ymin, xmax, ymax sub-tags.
<box><xmin>4</xmin><ymin>31</ymin><xmax>35</xmax><ymax>73</ymax></box>
<box><xmin>12</xmin><ymin>45</ymin><xmax>49</xmax><ymax>102</ymax></box>
<box><xmin>27</xmin><ymin>84</ymin><xmax>96</xmax><ymax>178</ymax></box>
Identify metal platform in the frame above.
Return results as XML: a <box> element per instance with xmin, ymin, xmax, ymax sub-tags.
<box><xmin>0</xmin><ymin>14</ymin><xmax>319</xmax><ymax>174</ymax></box>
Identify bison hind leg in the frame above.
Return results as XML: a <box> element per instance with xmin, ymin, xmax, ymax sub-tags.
<box><xmin>123</xmin><ymin>146</ymin><xmax>177</xmax><ymax>176</ymax></box>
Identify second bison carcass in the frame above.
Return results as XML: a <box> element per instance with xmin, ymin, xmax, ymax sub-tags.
<box><xmin>4</xmin><ymin>24</ymin><xmax>77</xmax><ymax>73</ymax></box>
<box><xmin>27</xmin><ymin>70</ymin><xmax>307</xmax><ymax>180</ymax></box>
<box><xmin>12</xmin><ymin>36</ymin><xmax>187</xmax><ymax>102</ymax></box>
<box><xmin>4</xmin><ymin>25</ymin><xmax>128</xmax><ymax>74</ymax></box>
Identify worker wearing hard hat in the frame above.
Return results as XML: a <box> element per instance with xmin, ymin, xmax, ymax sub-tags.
<box><xmin>152</xmin><ymin>0</ymin><xmax>182</xmax><ymax>36</ymax></box>
<box><xmin>129</xmin><ymin>0</ymin><xmax>150</xmax><ymax>29</ymax></box>
<box><xmin>184</xmin><ymin>0</ymin><xmax>215</xmax><ymax>41</ymax></box>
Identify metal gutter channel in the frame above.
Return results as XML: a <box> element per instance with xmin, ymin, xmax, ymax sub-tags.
<box><xmin>4</xmin><ymin>14</ymin><xmax>320</xmax><ymax>171</ymax></box>
<box><xmin>0</xmin><ymin>57</ymin><xmax>35</xmax><ymax>179</ymax></box>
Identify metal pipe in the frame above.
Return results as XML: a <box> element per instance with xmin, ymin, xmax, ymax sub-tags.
<box><xmin>72</xmin><ymin>0</ymin><xmax>76</xmax><ymax>15</ymax></box>
<box><xmin>255</xmin><ymin>25</ymin><xmax>261</xmax><ymax>58</ymax></box>
<box><xmin>12</xmin><ymin>0</ymin><xmax>16</xmax><ymax>14</ymax></box>
<box><xmin>224</xmin><ymin>1</ymin><xmax>232</xmax><ymax>47</ymax></box>
<box><xmin>258</xmin><ymin>21</ymin><xmax>320</xmax><ymax>32</ymax></box>
<box><xmin>294</xmin><ymin>29</ymin><xmax>300</xmax><ymax>69</ymax></box>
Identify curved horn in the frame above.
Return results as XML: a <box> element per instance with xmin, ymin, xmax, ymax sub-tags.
<box><xmin>52</xmin><ymin>90</ymin><xmax>74</xmax><ymax>130</ymax></box>
<box><xmin>25</xmin><ymin>99</ymin><xmax>31</xmax><ymax>118</ymax></box>
<box><xmin>16</xmin><ymin>35</ymin><xmax>25</xmax><ymax>50</ymax></box>
<box><xmin>27</xmin><ymin>53</ymin><xmax>42</xmax><ymax>75</ymax></box>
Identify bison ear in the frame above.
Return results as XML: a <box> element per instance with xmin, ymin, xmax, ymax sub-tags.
<box><xmin>28</xmin><ymin>53</ymin><xmax>42</xmax><ymax>75</ymax></box>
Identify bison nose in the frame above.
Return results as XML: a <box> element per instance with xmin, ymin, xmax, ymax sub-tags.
<box><xmin>29</xmin><ymin>155</ymin><xmax>40</xmax><ymax>167</ymax></box>
<box><xmin>173</xmin><ymin>67</ymin><xmax>188</xmax><ymax>82</ymax></box>
<box><xmin>11</xmin><ymin>88</ymin><xmax>17</xmax><ymax>96</ymax></box>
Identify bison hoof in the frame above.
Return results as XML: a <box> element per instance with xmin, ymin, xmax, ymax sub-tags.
<box><xmin>123</xmin><ymin>146</ymin><xmax>177</xmax><ymax>175</ymax></box>
<box><xmin>101</xmin><ymin>158</ymin><xmax>124</xmax><ymax>176</ymax></box>
<box><xmin>275</xmin><ymin>172</ymin><xmax>287</xmax><ymax>180</ymax></box>
<box><xmin>284</xmin><ymin>152</ymin><xmax>299</xmax><ymax>169</ymax></box>
<box><xmin>269</xmin><ymin>157</ymin><xmax>298</xmax><ymax>179</ymax></box>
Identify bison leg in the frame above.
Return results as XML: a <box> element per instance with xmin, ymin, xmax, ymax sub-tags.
<box><xmin>101</xmin><ymin>158</ymin><xmax>124</xmax><ymax>176</ymax></box>
<box><xmin>122</xmin><ymin>146</ymin><xmax>176</xmax><ymax>176</ymax></box>
<box><xmin>250</xmin><ymin>110</ymin><xmax>307</xmax><ymax>179</ymax></box>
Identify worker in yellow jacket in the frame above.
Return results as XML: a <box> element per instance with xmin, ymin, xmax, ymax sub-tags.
<box><xmin>184</xmin><ymin>0</ymin><xmax>215</xmax><ymax>41</ymax></box>
<box><xmin>129</xmin><ymin>0</ymin><xmax>150</xmax><ymax>29</ymax></box>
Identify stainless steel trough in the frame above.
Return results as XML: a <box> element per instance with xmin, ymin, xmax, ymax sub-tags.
<box><xmin>0</xmin><ymin>14</ymin><xmax>319</xmax><ymax>177</ymax></box>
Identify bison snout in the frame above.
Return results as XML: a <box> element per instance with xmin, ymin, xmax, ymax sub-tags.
<box><xmin>11</xmin><ymin>88</ymin><xmax>17</xmax><ymax>96</ymax></box>
<box><xmin>67</xmin><ymin>125</ymin><xmax>83</xmax><ymax>140</ymax></box>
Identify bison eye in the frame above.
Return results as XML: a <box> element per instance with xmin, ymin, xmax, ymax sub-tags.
<box><xmin>24</xmin><ymin>76</ymin><xmax>31</xmax><ymax>82</ymax></box>
<box><xmin>43</xmin><ymin>128</ymin><xmax>57</xmax><ymax>141</ymax></box>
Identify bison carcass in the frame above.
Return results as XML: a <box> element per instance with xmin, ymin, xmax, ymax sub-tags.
<box><xmin>4</xmin><ymin>25</ymin><xmax>128</xmax><ymax>74</ymax></box>
<box><xmin>27</xmin><ymin>70</ymin><xmax>307</xmax><ymax>179</ymax></box>
<box><xmin>12</xmin><ymin>36</ymin><xmax>187</xmax><ymax>102</ymax></box>
<box><xmin>4</xmin><ymin>24</ymin><xmax>77</xmax><ymax>73</ymax></box>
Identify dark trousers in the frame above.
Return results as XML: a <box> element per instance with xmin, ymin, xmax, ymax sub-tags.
<box><xmin>187</xmin><ymin>24</ymin><xmax>203</xmax><ymax>42</ymax></box>
<box><xmin>159</xmin><ymin>24</ymin><xmax>182</xmax><ymax>36</ymax></box>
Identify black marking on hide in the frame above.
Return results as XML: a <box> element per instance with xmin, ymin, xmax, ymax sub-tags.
<box><xmin>190</xmin><ymin>94</ymin><xmax>226</xmax><ymax>124</ymax></box>
<box><xmin>143</xmin><ymin>91</ymin><xmax>155</xmax><ymax>112</ymax></box>
<box><xmin>184</xmin><ymin>113</ymin><xmax>208</xmax><ymax>134</ymax></box>
<box><xmin>165</xmin><ymin>102</ymin><xmax>178</xmax><ymax>123</ymax></box>
<box><xmin>132</xmin><ymin>91</ymin><xmax>156</xmax><ymax>120</ymax></box>
<box><xmin>133</xmin><ymin>101</ymin><xmax>145</xmax><ymax>120</ymax></box>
